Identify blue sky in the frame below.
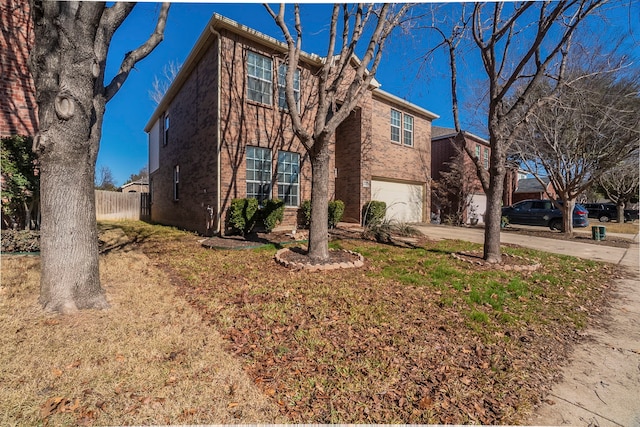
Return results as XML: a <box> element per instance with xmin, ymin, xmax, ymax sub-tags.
<box><xmin>99</xmin><ymin>2</ymin><xmax>639</xmax><ymax>186</ymax></box>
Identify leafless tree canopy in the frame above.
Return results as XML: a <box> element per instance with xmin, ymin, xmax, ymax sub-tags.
<box><xmin>425</xmin><ymin>1</ymin><xmax>608</xmax><ymax>261</ymax></box>
<box><xmin>511</xmin><ymin>71</ymin><xmax>640</xmax><ymax>232</ymax></box>
<box><xmin>598</xmin><ymin>157</ymin><xmax>640</xmax><ymax>222</ymax></box>
<box><xmin>149</xmin><ymin>60</ymin><xmax>181</xmax><ymax>105</ymax></box>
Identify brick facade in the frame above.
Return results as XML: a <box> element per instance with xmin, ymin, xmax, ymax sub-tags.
<box><xmin>431</xmin><ymin>127</ymin><xmax>518</xmax><ymax>219</ymax></box>
<box><xmin>0</xmin><ymin>0</ymin><xmax>37</xmax><ymax>137</ymax></box>
<box><xmin>147</xmin><ymin>15</ymin><xmax>437</xmax><ymax>235</ymax></box>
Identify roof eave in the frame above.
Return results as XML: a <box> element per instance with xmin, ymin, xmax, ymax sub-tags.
<box><xmin>372</xmin><ymin>89</ymin><xmax>439</xmax><ymax>120</ymax></box>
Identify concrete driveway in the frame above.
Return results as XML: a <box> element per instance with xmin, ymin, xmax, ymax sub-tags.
<box><xmin>414</xmin><ymin>223</ymin><xmax>640</xmax><ymax>427</ymax></box>
<box><xmin>414</xmin><ymin>223</ymin><xmax>639</xmax><ymax>269</ymax></box>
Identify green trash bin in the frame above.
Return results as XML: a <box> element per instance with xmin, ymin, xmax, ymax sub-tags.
<box><xmin>592</xmin><ymin>225</ymin><xmax>606</xmax><ymax>241</ymax></box>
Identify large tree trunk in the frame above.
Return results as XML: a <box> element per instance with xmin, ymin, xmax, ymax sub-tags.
<box><xmin>617</xmin><ymin>202</ymin><xmax>626</xmax><ymax>223</ymax></box>
<box><xmin>483</xmin><ymin>134</ymin><xmax>506</xmax><ymax>263</ymax></box>
<box><xmin>31</xmin><ymin>2</ymin><xmax>109</xmax><ymax>313</ymax></box>
<box><xmin>483</xmin><ymin>173</ymin><xmax>504</xmax><ymax>263</ymax></box>
<box><xmin>39</xmin><ymin>128</ymin><xmax>108</xmax><ymax>313</ymax></box>
<box><xmin>307</xmin><ymin>139</ymin><xmax>330</xmax><ymax>262</ymax></box>
<box><xmin>560</xmin><ymin>199</ymin><xmax>574</xmax><ymax>234</ymax></box>
<box><xmin>30</xmin><ymin>2</ymin><xmax>168</xmax><ymax>313</ymax></box>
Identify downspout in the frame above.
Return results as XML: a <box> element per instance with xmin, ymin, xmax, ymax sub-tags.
<box><xmin>210</xmin><ymin>25</ymin><xmax>222</xmax><ymax>235</ymax></box>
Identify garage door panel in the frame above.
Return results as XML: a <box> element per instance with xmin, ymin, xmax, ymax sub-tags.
<box><xmin>371</xmin><ymin>180</ymin><xmax>423</xmax><ymax>223</ymax></box>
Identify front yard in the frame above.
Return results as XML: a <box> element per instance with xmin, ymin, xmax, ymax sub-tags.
<box><xmin>0</xmin><ymin>221</ymin><xmax>627</xmax><ymax>425</ymax></box>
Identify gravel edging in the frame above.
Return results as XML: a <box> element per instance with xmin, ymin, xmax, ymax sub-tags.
<box><xmin>275</xmin><ymin>248</ymin><xmax>364</xmax><ymax>271</ymax></box>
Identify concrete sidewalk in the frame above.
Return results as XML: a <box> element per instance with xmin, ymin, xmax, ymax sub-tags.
<box><xmin>415</xmin><ymin>223</ymin><xmax>640</xmax><ymax>426</ymax></box>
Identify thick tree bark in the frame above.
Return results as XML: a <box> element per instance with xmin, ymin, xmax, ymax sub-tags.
<box><xmin>617</xmin><ymin>202</ymin><xmax>626</xmax><ymax>224</ymax></box>
<box><xmin>30</xmin><ymin>1</ymin><xmax>169</xmax><ymax>313</ymax></box>
<box><xmin>307</xmin><ymin>140</ymin><xmax>330</xmax><ymax>262</ymax></box>
<box><xmin>561</xmin><ymin>199</ymin><xmax>574</xmax><ymax>234</ymax></box>
<box><xmin>39</xmin><ymin>128</ymin><xmax>107</xmax><ymax>312</ymax></box>
<box><xmin>482</xmin><ymin>133</ymin><xmax>505</xmax><ymax>263</ymax></box>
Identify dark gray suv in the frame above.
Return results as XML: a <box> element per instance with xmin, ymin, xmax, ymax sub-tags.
<box><xmin>502</xmin><ymin>199</ymin><xmax>589</xmax><ymax>230</ymax></box>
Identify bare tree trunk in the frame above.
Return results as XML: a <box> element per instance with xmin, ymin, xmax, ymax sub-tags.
<box><xmin>22</xmin><ymin>200</ymin><xmax>31</xmax><ymax>230</ymax></box>
<box><xmin>617</xmin><ymin>202</ymin><xmax>625</xmax><ymax>223</ymax></box>
<box><xmin>30</xmin><ymin>1</ymin><xmax>169</xmax><ymax>313</ymax></box>
<box><xmin>561</xmin><ymin>199</ymin><xmax>574</xmax><ymax>234</ymax></box>
<box><xmin>39</xmin><ymin>129</ymin><xmax>107</xmax><ymax>312</ymax></box>
<box><xmin>483</xmin><ymin>136</ymin><xmax>505</xmax><ymax>263</ymax></box>
<box><xmin>308</xmin><ymin>141</ymin><xmax>330</xmax><ymax>262</ymax></box>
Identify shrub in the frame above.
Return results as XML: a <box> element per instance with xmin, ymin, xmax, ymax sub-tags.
<box><xmin>261</xmin><ymin>198</ymin><xmax>285</xmax><ymax>232</ymax></box>
<box><xmin>300</xmin><ymin>200</ymin><xmax>311</xmax><ymax>228</ymax></box>
<box><xmin>300</xmin><ymin>199</ymin><xmax>344</xmax><ymax>229</ymax></box>
<box><xmin>328</xmin><ymin>200</ymin><xmax>345</xmax><ymax>229</ymax></box>
<box><xmin>227</xmin><ymin>198</ymin><xmax>259</xmax><ymax>235</ymax></box>
<box><xmin>362</xmin><ymin>200</ymin><xmax>386</xmax><ymax>226</ymax></box>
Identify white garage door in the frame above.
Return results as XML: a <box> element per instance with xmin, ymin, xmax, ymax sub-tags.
<box><xmin>371</xmin><ymin>180</ymin><xmax>423</xmax><ymax>223</ymax></box>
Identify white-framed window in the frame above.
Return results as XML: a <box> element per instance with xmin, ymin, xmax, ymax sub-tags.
<box><xmin>390</xmin><ymin>109</ymin><xmax>401</xmax><ymax>143</ymax></box>
<box><xmin>163</xmin><ymin>113</ymin><xmax>169</xmax><ymax>146</ymax></box>
<box><xmin>475</xmin><ymin>144</ymin><xmax>481</xmax><ymax>160</ymax></box>
<box><xmin>483</xmin><ymin>147</ymin><xmax>489</xmax><ymax>169</ymax></box>
<box><xmin>403</xmin><ymin>114</ymin><xmax>414</xmax><ymax>147</ymax></box>
<box><xmin>247</xmin><ymin>51</ymin><xmax>273</xmax><ymax>105</ymax></box>
<box><xmin>277</xmin><ymin>151</ymin><xmax>300</xmax><ymax>207</ymax></box>
<box><xmin>278</xmin><ymin>64</ymin><xmax>300</xmax><ymax>111</ymax></box>
<box><xmin>246</xmin><ymin>146</ymin><xmax>272</xmax><ymax>204</ymax></box>
<box><xmin>173</xmin><ymin>165</ymin><xmax>179</xmax><ymax>201</ymax></box>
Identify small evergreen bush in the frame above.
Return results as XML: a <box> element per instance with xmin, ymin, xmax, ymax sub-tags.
<box><xmin>261</xmin><ymin>198</ymin><xmax>285</xmax><ymax>232</ymax></box>
<box><xmin>300</xmin><ymin>199</ymin><xmax>344</xmax><ymax>229</ymax></box>
<box><xmin>300</xmin><ymin>200</ymin><xmax>311</xmax><ymax>228</ymax></box>
<box><xmin>328</xmin><ymin>200</ymin><xmax>345</xmax><ymax>229</ymax></box>
<box><xmin>363</xmin><ymin>200</ymin><xmax>386</xmax><ymax>226</ymax></box>
<box><xmin>227</xmin><ymin>198</ymin><xmax>259</xmax><ymax>235</ymax></box>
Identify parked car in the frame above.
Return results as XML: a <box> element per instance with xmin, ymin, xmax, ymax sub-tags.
<box><xmin>501</xmin><ymin>199</ymin><xmax>589</xmax><ymax>230</ymax></box>
<box><xmin>584</xmin><ymin>203</ymin><xmax>638</xmax><ymax>222</ymax></box>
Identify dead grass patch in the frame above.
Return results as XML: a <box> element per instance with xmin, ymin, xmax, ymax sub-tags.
<box><xmin>0</xmin><ymin>250</ymin><xmax>283</xmax><ymax>426</ymax></box>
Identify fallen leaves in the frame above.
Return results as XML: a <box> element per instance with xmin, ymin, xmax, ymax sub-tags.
<box><xmin>138</xmin><ymin>224</ymin><xmax>616</xmax><ymax>425</ymax></box>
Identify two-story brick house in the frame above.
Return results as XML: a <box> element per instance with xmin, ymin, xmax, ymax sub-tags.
<box><xmin>145</xmin><ymin>14</ymin><xmax>438</xmax><ymax>235</ymax></box>
<box><xmin>431</xmin><ymin>126</ymin><xmax>519</xmax><ymax>223</ymax></box>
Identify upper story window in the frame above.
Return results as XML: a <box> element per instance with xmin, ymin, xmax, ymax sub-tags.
<box><xmin>163</xmin><ymin>113</ymin><xmax>169</xmax><ymax>146</ymax></box>
<box><xmin>278</xmin><ymin>64</ymin><xmax>300</xmax><ymax>111</ymax></box>
<box><xmin>246</xmin><ymin>146</ymin><xmax>272</xmax><ymax>204</ymax></box>
<box><xmin>403</xmin><ymin>114</ymin><xmax>414</xmax><ymax>147</ymax></box>
<box><xmin>277</xmin><ymin>151</ymin><xmax>300</xmax><ymax>207</ymax></box>
<box><xmin>390</xmin><ymin>109</ymin><xmax>401</xmax><ymax>143</ymax></box>
<box><xmin>483</xmin><ymin>147</ymin><xmax>489</xmax><ymax>169</ymax></box>
<box><xmin>247</xmin><ymin>51</ymin><xmax>273</xmax><ymax>105</ymax></box>
<box><xmin>475</xmin><ymin>144</ymin><xmax>481</xmax><ymax>160</ymax></box>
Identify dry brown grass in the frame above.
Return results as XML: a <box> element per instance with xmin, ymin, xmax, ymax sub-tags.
<box><xmin>593</xmin><ymin>221</ymin><xmax>639</xmax><ymax>234</ymax></box>
<box><xmin>0</xmin><ymin>249</ymin><xmax>283</xmax><ymax>426</ymax></box>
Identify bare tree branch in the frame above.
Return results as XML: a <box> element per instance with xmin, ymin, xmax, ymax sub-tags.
<box><xmin>105</xmin><ymin>2</ymin><xmax>170</xmax><ymax>102</ymax></box>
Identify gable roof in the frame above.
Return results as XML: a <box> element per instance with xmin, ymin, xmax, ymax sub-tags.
<box><xmin>145</xmin><ymin>13</ymin><xmax>437</xmax><ymax>131</ymax></box>
<box><xmin>515</xmin><ymin>177</ymin><xmax>551</xmax><ymax>193</ymax></box>
<box><xmin>430</xmin><ymin>126</ymin><xmax>489</xmax><ymax>146</ymax></box>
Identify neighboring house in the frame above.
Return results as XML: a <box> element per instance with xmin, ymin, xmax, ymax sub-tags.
<box><xmin>0</xmin><ymin>0</ymin><xmax>37</xmax><ymax>137</ymax></box>
<box><xmin>120</xmin><ymin>179</ymin><xmax>149</xmax><ymax>193</ymax></box>
<box><xmin>431</xmin><ymin>126</ymin><xmax>521</xmax><ymax>224</ymax></box>
<box><xmin>512</xmin><ymin>177</ymin><xmax>557</xmax><ymax>203</ymax></box>
<box><xmin>145</xmin><ymin>14</ymin><xmax>438</xmax><ymax>235</ymax></box>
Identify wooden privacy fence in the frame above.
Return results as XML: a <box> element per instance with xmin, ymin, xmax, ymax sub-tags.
<box><xmin>95</xmin><ymin>190</ymin><xmax>150</xmax><ymax>221</ymax></box>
